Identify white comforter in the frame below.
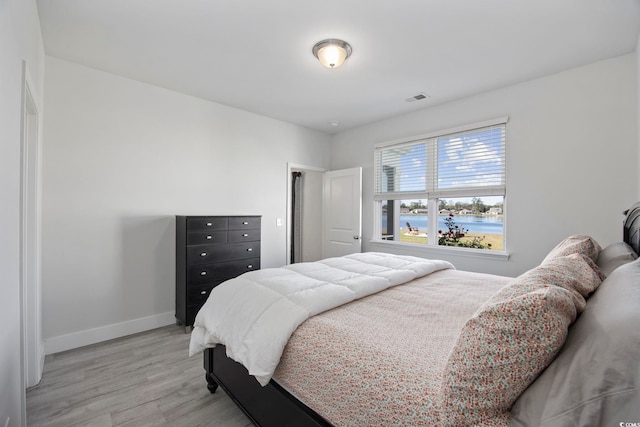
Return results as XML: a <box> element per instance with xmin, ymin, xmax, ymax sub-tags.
<box><xmin>189</xmin><ymin>252</ymin><xmax>454</xmax><ymax>385</ymax></box>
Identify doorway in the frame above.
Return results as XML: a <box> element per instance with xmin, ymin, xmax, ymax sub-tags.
<box><xmin>287</xmin><ymin>164</ymin><xmax>362</xmax><ymax>264</ymax></box>
<box><xmin>287</xmin><ymin>164</ymin><xmax>324</xmax><ymax>263</ymax></box>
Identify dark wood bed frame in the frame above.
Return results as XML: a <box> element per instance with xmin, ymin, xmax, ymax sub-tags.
<box><xmin>204</xmin><ymin>345</ymin><xmax>331</xmax><ymax>426</ymax></box>
<box><xmin>202</xmin><ymin>203</ymin><xmax>640</xmax><ymax>427</ymax></box>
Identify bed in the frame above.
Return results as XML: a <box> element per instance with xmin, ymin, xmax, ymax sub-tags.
<box><xmin>189</xmin><ymin>203</ymin><xmax>640</xmax><ymax>426</ymax></box>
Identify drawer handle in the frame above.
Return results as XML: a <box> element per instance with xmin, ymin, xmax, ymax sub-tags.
<box><xmin>243</xmin><ymin>221</ymin><xmax>249</xmax><ymax>225</ymax></box>
<box><xmin>247</xmin><ymin>265</ymin><xmax>253</xmax><ymax>269</ymax></box>
<box><xmin>206</xmin><ymin>235</ymin><xmax>212</xmax><ymax>240</ymax></box>
<box><xmin>247</xmin><ymin>248</ymin><xmax>252</xmax><ymax>252</ymax></box>
<box><xmin>200</xmin><ymin>290</ymin><xmax>207</xmax><ymax>295</ymax></box>
<box><xmin>206</xmin><ymin>222</ymin><xmax>212</xmax><ymax>226</ymax></box>
<box><xmin>200</xmin><ymin>271</ymin><xmax>207</xmax><ymax>276</ymax></box>
<box><xmin>243</xmin><ymin>233</ymin><xmax>249</xmax><ymax>237</ymax></box>
<box><xmin>200</xmin><ymin>252</ymin><xmax>207</xmax><ymax>257</ymax></box>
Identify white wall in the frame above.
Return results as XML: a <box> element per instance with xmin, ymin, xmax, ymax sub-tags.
<box><xmin>0</xmin><ymin>0</ymin><xmax>45</xmax><ymax>424</ymax></box>
<box><xmin>41</xmin><ymin>57</ymin><xmax>331</xmax><ymax>353</ymax></box>
<box><xmin>330</xmin><ymin>54</ymin><xmax>637</xmax><ymax>277</ymax></box>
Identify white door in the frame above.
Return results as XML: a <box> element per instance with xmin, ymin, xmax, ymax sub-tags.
<box><xmin>323</xmin><ymin>167</ymin><xmax>362</xmax><ymax>258</ymax></box>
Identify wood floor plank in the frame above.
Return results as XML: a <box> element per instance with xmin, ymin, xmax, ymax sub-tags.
<box><xmin>27</xmin><ymin>325</ymin><xmax>253</xmax><ymax>427</ymax></box>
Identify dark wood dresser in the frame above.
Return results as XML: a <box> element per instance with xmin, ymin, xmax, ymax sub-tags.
<box><xmin>175</xmin><ymin>215</ymin><xmax>261</xmax><ymax>331</ymax></box>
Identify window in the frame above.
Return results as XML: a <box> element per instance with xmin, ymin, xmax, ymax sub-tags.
<box><xmin>374</xmin><ymin>118</ymin><xmax>506</xmax><ymax>251</ymax></box>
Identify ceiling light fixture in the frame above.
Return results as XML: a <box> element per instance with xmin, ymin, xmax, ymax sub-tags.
<box><xmin>312</xmin><ymin>39</ymin><xmax>352</xmax><ymax>69</ymax></box>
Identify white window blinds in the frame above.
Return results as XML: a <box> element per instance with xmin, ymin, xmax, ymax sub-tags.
<box><xmin>374</xmin><ymin>141</ymin><xmax>427</xmax><ymax>200</ymax></box>
<box><xmin>374</xmin><ymin>120</ymin><xmax>506</xmax><ymax>200</ymax></box>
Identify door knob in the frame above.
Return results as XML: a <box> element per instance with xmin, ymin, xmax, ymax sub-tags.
<box><xmin>353</xmin><ymin>236</ymin><xmax>360</xmax><ymax>240</ymax></box>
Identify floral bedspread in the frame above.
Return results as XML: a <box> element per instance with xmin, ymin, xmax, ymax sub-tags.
<box><xmin>273</xmin><ymin>269</ymin><xmax>511</xmax><ymax>426</ymax></box>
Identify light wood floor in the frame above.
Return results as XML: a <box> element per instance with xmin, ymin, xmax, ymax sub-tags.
<box><xmin>26</xmin><ymin>325</ymin><xmax>253</xmax><ymax>427</ymax></box>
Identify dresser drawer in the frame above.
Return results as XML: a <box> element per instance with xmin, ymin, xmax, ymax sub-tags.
<box><xmin>187</xmin><ymin>245</ymin><xmax>218</xmax><ymax>264</ymax></box>
<box><xmin>228</xmin><ymin>216</ymin><xmax>261</xmax><ymax>230</ymax></box>
<box><xmin>187</xmin><ymin>230</ymin><xmax>227</xmax><ymax>246</ymax></box>
<box><xmin>228</xmin><ymin>229</ymin><xmax>260</xmax><ymax>243</ymax></box>
<box><xmin>187</xmin><ymin>281</ymin><xmax>224</xmax><ymax>305</ymax></box>
<box><xmin>187</xmin><ymin>244</ymin><xmax>260</xmax><ymax>265</ymax></box>
<box><xmin>186</xmin><ymin>241</ymin><xmax>260</xmax><ymax>264</ymax></box>
<box><xmin>187</xmin><ymin>217</ymin><xmax>228</xmax><ymax>232</ymax></box>
<box><xmin>187</xmin><ymin>257</ymin><xmax>260</xmax><ymax>284</ymax></box>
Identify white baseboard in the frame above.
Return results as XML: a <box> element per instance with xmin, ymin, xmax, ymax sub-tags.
<box><xmin>44</xmin><ymin>311</ymin><xmax>176</xmax><ymax>355</ymax></box>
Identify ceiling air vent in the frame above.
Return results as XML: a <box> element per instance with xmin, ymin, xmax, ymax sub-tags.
<box><xmin>406</xmin><ymin>92</ymin><xmax>430</xmax><ymax>102</ymax></box>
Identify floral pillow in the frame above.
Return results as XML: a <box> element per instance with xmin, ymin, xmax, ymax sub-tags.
<box><xmin>439</xmin><ymin>254</ymin><xmax>603</xmax><ymax>426</ymax></box>
<box><xmin>542</xmin><ymin>234</ymin><xmax>601</xmax><ymax>264</ymax></box>
<box><xmin>500</xmin><ymin>253</ymin><xmax>604</xmax><ymax>311</ymax></box>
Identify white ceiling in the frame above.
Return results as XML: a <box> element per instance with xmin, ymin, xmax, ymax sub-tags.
<box><xmin>37</xmin><ymin>0</ymin><xmax>640</xmax><ymax>134</ymax></box>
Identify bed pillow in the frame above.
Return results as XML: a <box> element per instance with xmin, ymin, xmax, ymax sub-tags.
<box><xmin>493</xmin><ymin>253</ymin><xmax>604</xmax><ymax>311</ymax></box>
<box><xmin>510</xmin><ymin>258</ymin><xmax>640</xmax><ymax>426</ymax></box>
<box><xmin>596</xmin><ymin>241</ymin><xmax>638</xmax><ymax>277</ymax></box>
<box><xmin>542</xmin><ymin>234</ymin><xmax>602</xmax><ymax>264</ymax></box>
<box><xmin>439</xmin><ymin>254</ymin><xmax>603</xmax><ymax>427</ymax></box>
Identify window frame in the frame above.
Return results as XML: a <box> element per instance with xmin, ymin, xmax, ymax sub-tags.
<box><xmin>372</xmin><ymin>117</ymin><xmax>509</xmax><ymax>256</ymax></box>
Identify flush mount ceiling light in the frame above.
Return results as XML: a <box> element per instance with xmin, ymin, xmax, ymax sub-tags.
<box><xmin>312</xmin><ymin>39</ymin><xmax>352</xmax><ymax>68</ymax></box>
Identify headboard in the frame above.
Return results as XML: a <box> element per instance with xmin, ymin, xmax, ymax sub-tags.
<box><xmin>623</xmin><ymin>202</ymin><xmax>640</xmax><ymax>255</ymax></box>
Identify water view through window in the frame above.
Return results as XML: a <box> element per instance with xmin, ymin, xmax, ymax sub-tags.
<box><xmin>382</xmin><ymin>214</ymin><xmax>503</xmax><ymax>235</ymax></box>
<box><xmin>380</xmin><ymin>197</ymin><xmax>504</xmax><ymax>250</ymax></box>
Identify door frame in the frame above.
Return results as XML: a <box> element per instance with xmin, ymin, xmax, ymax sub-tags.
<box><xmin>21</xmin><ymin>60</ymin><xmax>44</xmax><ymax>401</ymax></box>
<box><xmin>285</xmin><ymin>163</ymin><xmax>326</xmax><ymax>265</ymax></box>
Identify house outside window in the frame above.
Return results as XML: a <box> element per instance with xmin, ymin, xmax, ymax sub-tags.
<box><xmin>374</xmin><ymin>118</ymin><xmax>507</xmax><ymax>251</ymax></box>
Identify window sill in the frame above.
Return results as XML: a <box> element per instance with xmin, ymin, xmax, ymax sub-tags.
<box><xmin>368</xmin><ymin>240</ymin><xmax>510</xmax><ymax>261</ymax></box>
